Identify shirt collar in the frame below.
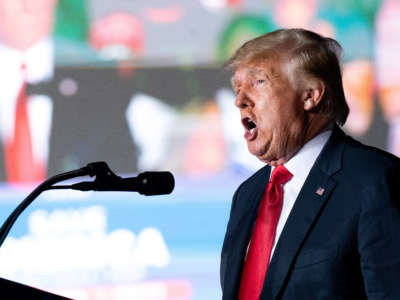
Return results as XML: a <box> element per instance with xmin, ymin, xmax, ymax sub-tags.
<box><xmin>0</xmin><ymin>37</ymin><xmax>53</xmax><ymax>83</ymax></box>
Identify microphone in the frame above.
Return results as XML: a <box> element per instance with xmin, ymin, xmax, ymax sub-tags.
<box><xmin>70</xmin><ymin>171</ymin><xmax>175</xmax><ymax>196</ymax></box>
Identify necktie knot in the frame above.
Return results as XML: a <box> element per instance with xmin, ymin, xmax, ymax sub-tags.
<box><xmin>270</xmin><ymin>165</ymin><xmax>292</xmax><ymax>186</ymax></box>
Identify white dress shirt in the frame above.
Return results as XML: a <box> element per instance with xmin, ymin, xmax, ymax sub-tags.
<box><xmin>0</xmin><ymin>38</ymin><xmax>54</xmax><ymax>164</ymax></box>
<box><xmin>270</xmin><ymin>128</ymin><xmax>333</xmax><ymax>258</ymax></box>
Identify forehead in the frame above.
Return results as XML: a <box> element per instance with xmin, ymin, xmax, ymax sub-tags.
<box><xmin>232</xmin><ymin>58</ymin><xmax>283</xmax><ymax>84</ymax></box>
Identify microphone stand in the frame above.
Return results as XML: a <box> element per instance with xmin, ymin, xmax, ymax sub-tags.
<box><xmin>0</xmin><ymin>162</ymin><xmax>173</xmax><ymax>299</ymax></box>
<box><xmin>0</xmin><ymin>161</ymin><xmax>119</xmax><ymax>249</ymax></box>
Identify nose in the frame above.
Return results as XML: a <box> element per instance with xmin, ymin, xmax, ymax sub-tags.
<box><xmin>235</xmin><ymin>89</ymin><xmax>252</xmax><ymax>109</ymax></box>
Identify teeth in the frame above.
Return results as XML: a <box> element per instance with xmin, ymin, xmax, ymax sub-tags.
<box><xmin>242</xmin><ymin>117</ymin><xmax>257</xmax><ymax>131</ymax></box>
<box><xmin>247</xmin><ymin>118</ymin><xmax>256</xmax><ymax>129</ymax></box>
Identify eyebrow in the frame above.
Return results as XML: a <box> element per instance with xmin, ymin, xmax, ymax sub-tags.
<box><xmin>248</xmin><ymin>68</ymin><xmax>270</xmax><ymax>79</ymax></box>
<box><xmin>230</xmin><ymin>66</ymin><xmax>271</xmax><ymax>90</ymax></box>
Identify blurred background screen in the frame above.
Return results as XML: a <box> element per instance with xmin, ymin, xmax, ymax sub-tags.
<box><xmin>0</xmin><ymin>0</ymin><xmax>398</xmax><ymax>299</ymax></box>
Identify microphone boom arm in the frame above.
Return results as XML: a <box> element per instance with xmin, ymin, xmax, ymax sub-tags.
<box><xmin>0</xmin><ymin>162</ymin><xmax>174</xmax><ymax>249</ymax></box>
<box><xmin>0</xmin><ymin>164</ymin><xmax>92</xmax><ymax>248</ymax></box>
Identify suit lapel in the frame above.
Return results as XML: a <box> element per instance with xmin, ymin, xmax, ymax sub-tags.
<box><xmin>222</xmin><ymin>166</ymin><xmax>271</xmax><ymax>300</ymax></box>
<box><xmin>261</xmin><ymin>126</ymin><xmax>346</xmax><ymax>299</ymax></box>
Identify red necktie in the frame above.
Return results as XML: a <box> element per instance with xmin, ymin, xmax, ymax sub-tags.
<box><xmin>4</xmin><ymin>64</ymin><xmax>45</xmax><ymax>183</ymax></box>
<box><xmin>238</xmin><ymin>165</ymin><xmax>293</xmax><ymax>300</ymax></box>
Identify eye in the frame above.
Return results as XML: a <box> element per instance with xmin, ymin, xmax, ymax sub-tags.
<box><xmin>232</xmin><ymin>84</ymin><xmax>240</xmax><ymax>95</ymax></box>
<box><xmin>256</xmin><ymin>79</ymin><xmax>265</xmax><ymax>85</ymax></box>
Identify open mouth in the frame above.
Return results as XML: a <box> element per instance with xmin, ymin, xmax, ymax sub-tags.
<box><xmin>242</xmin><ymin>117</ymin><xmax>258</xmax><ymax>141</ymax></box>
<box><xmin>242</xmin><ymin>117</ymin><xmax>256</xmax><ymax>131</ymax></box>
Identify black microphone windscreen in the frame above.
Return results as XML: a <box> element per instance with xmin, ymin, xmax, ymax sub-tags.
<box><xmin>137</xmin><ymin>172</ymin><xmax>175</xmax><ymax>196</ymax></box>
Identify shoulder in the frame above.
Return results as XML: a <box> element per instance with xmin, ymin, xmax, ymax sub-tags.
<box><xmin>316</xmin><ymin>127</ymin><xmax>400</xmax><ymax>206</ymax></box>
<box><xmin>334</xmin><ymin>133</ymin><xmax>400</xmax><ymax>208</ymax></box>
<box><xmin>341</xmin><ymin>134</ymin><xmax>400</xmax><ymax>177</ymax></box>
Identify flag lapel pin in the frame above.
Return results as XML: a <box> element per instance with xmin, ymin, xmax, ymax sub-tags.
<box><xmin>315</xmin><ymin>187</ymin><xmax>325</xmax><ymax>196</ymax></box>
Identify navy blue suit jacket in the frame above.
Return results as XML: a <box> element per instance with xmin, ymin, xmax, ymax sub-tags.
<box><xmin>221</xmin><ymin>126</ymin><xmax>400</xmax><ymax>300</ymax></box>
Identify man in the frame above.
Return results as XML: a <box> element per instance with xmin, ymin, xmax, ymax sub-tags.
<box><xmin>220</xmin><ymin>28</ymin><xmax>400</xmax><ymax>300</ymax></box>
<box><xmin>0</xmin><ymin>0</ymin><xmax>57</xmax><ymax>182</ymax></box>
<box><xmin>0</xmin><ymin>0</ymin><xmax>142</xmax><ymax>182</ymax></box>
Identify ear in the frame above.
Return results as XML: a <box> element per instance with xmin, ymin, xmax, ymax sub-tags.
<box><xmin>302</xmin><ymin>79</ymin><xmax>325</xmax><ymax>111</ymax></box>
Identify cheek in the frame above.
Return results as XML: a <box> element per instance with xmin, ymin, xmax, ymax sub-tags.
<box><xmin>258</xmin><ymin>101</ymin><xmax>288</xmax><ymax>129</ymax></box>
<box><xmin>279</xmin><ymin>92</ymin><xmax>304</xmax><ymax>121</ymax></box>
<box><xmin>256</xmin><ymin>96</ymin><xmax>280</xmax><ymax>123</ymax></box>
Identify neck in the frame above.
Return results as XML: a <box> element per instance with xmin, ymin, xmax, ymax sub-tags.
<box><xmin>302</xmin><ymin>110</ymin><xmax>331</xmax><ymax>140</ymax></box>
<box><xmin>268</xmin><ymin>117</ymin><xmax>332</xmax><ymax>167</ymax></box>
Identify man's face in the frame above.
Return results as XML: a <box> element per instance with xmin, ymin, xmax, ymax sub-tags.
<box><xmin>0</xmin><ymin>0</ymin><xmax>56</xmax><ymax>50</ymax></box>
<box><xmin>232</xmin><ymin>57</ymin><xmax>308</xmax><ymax>166</ymax></box>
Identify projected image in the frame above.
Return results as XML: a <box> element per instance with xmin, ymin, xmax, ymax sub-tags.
<box><xmin>0</xmin><ymin>0</ymin><xmax>398</xmax><ymax>299</ymax></box>
<box><xmin>0</xmin><ymin>205</ymin><xmax>191</xmax><ymax>299</ymax></box>
<box><xmin>0</xmin><ymin>0</ymin><xmax>394</xmax><ymax>183</ymax></box>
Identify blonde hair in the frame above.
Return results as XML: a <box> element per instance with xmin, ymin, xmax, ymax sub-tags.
<box><xmin>225</xmin><ymin>28</ymin><xmax>349</xmax><ymax>126</ymax></box>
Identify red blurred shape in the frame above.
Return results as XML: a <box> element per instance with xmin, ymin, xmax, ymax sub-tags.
<box><xmin>52</xmin><ymin>279</ymin><xmax>192</xmax><ymax>300</ymax></box>
<box><xmin>228</xmin><ymin>0</ymin><xmax>242</xmax><ymax>8</ymax></box>
<box><xmin>166</xmin><ymin>280</ymin><xmax>193</xmax><ymax>299</ymax></box>
<box><xmin>275</xmin><ymin>0</ymin><xmax>316</xmax><ymax>28</ymax></box>
<box><xmin>90</xmin><ymin>12</ymin><xmax>144</xmax><ymax>54</ymax></box>
<box><xmin>144</xmin><ymin>6</ymin><xmax>183</xmax><ymax>24</ymax></box>
<box><xmin>5</xmin><ymin>66</ymin><xmax>45</xmax><ymax>184</ymax></box>
<box><xmin>184</xmin><ymin>102</ymin><xmax>226</xmax><ymax>174</ymax></box>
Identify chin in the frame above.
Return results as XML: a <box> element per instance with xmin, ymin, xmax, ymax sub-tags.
<box><xmin>254</xmin><ymin>149</ymin><xmax>286</xmax><ymax>166</ymax></box>
<box><xmin>248</xmin><ymin>141</ymin><xmax>269</xmax><ymax>158</ymax></box>
<box><xmin>247</xmin><ymin>145</ymin><xmax>262</xmax><ymax>159</ymax></box>
<box><xmin>253</xmin><ymin>151</ymin><xmax>272</xmax><ymax>164</ymax></box>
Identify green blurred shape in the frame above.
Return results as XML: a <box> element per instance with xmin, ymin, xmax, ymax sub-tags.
<box><xmin>320</xmin><ymin>0</ymin><xmax>381</xmax><ymax>27</ymax></box>
<box><xmin>54</xmin><ymin>0</ymin><xmax>89</xmax><ymax>42</ymax></box>
<box><xmin>318</xmin><ymin>9</ymin><xmax>373</xmax><ymax>61</ymax></box>
<box><xmin>217</xmin><ymin>14</ymin><xmax>276</xmax><ymax>62</ymax></box>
